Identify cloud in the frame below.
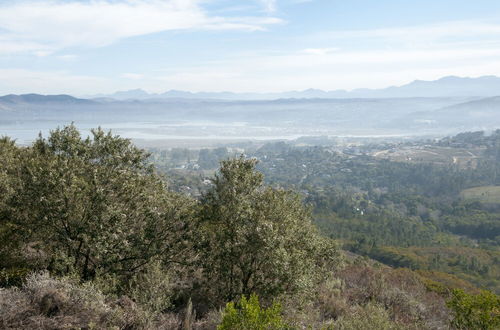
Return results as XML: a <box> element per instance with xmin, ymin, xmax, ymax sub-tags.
<box><xmin>0</xmin><ymin>69</ymin><xmax>110</xmax><ymax>95</ymax></box>
<box><xmin>57</xmin><ymin>54</ymin><xmax>78</xmax><ymax>61</ymax></box>
<box><xmin>0</xmin><ymin>0</ymin><xmax>282</xmax><ymax>55</ymax></box>
<box><xmin>121</xmin><ymin>73</ymin><xmax>145</xmax><ymax>80</ymax></box>
<box><xmin>155</xmin><ymin>51</ymin><xmax>500</xmax><ymax>92</ymax></box>
<box><xmin>259</xmin><ymin>0</ymin><xmax>277</xmax><ymax>12</ymax></box>
<box><xmin>318</xmin><ymin>20</ymin><xmax>500</xmax><ymax>48</ymax></box>
<box><xmin>301</xmin><ymin>48</ymin><xmax>339</xmax><ymax>55</ymax></box>
<box><xmin>3</xmin><ymin>19</ymin><xmax>500</xmax><ymax>94</ymax></box>
<box><xmin>144</xmin><ymin>18</ymin><xmax>500</xmax><ymax>93</ymax></box>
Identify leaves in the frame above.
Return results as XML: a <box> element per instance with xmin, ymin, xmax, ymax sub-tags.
<box><xmin>218</xmin><ymin>294</ymin><xmax>287</xmax><ymax>330</ymax></box>
<box><xmin>447</xmin><ymin>289</ymin><xmax>500</xmax><ymax>330</ymax></box>
<box><xmin>3</xmin><ymin>124</ymin><xmax>195</xmax><ymax>282</ymax></box>
<box><xmin>197</xmin><ymin>157</ymin><xmax>342</xmax><ymax>304</ymax></box>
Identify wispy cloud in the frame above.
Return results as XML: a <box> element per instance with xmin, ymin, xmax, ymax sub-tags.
<box><xmin>4</xmin><ymin>19</ymin><xmax>500</xmax><ymax>94</ymax></box>
<box><xmin>301</xmin><ymin>48</ymin><xmax>339</xmax><ymax>55</ymax></box>
<box><xmin>0</xmin><ymin>0</ymin><xmax>282</xmax><ymax>55</ymax></box>
<box><xmin>143</xmin><ymin>20</ymin><xmax>500</xmax><ymax>92</ymax></box>
<box><xmin>121</xmin><ymin>73</ymin><xmax>145</xmax><ymax>80</ymax></box>
<box><xmin>318</xmin><ymin>20</ymin><xmax>500</xmax><ymax>48</ymax></box>
<box><xmin>0</xmin><ymin>69</ymin><xmax>110</xmax><ymax>94</ymax></box>
<box><xmin>259</xmin><ymin>0</ymin><xmax>277</xmax><ymax>13</ymax></box>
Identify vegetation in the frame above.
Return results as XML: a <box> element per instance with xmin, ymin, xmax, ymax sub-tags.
<box><xmin>1</xmin><ymin>126</ymin><xmax>195</xmax><ymax>284</ymax></box>
<box><xmin>218</xmin><ymin>294</ymin><xmax>286</xmax><ymax>330</ymax></box>
<box><xmin>447</xmin><ymin>289</ymin><xmax>500</xmax><ymax>329</ymax></box>
<box><xmin>461</xmin><ymin>186</ymin><xmax>500</xmax><ymax>205</ymax></box>
<box><xmin>197</xmin><ymin>157</ymin><xmax>340</xmax><ymax>304</ymax></box>
<box><xmin>1</xmin><ymin>125</ymin><xmax>500</xmax><ymax>329</ymax></box>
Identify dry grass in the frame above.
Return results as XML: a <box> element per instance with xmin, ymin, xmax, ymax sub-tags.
<box><xmin>0</xmin><ymin>271</ymin><xmax>147</xmax><ymax>329</ymax></box>
<box><xmin>0</xmin><ymin>264</ymin><xmax>452</xmax><ymax>329</ymax></box>
<box><xmin>0</xmin><ymin>271</ymin><xmax>223</xmax><ymax>330</ymax></box>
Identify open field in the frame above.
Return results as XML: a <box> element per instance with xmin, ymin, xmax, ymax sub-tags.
<box><xmin>373</xmin><ymin>146</ymin><xmax>484</xmax><ymax>168</ymax></box>
<box><xmin>461</xmin><ymin>186</ymin><xmax>500</xmax><ymax>204</ymax></box>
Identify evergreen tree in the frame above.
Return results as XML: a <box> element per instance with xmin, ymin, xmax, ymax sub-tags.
<box><xmin>197</xmin><ymin>157</ymin><xmax>341</xmax><ymax>304</ymax></box>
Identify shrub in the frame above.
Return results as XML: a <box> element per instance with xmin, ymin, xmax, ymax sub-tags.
<box><xmin>127</xmin><ymin>260</ymin><xmax>173</xmax><ymax>315</ymax></box>
<box><xmin>0</xmin><ymin>272</ymin><xmax>148</xmax><ymax>329</ymax></box>
<box><xmin>334</xmin><ymin>302</ymin><xmax>400</xmax><ymax>330</ymax></box>
<box><xmin>337</xmin><ymin>264</ymin><xmax>449</xmax><ymax>329</ymax></box>
<box><xmin>447</xmin><ymin>289</ymin><xmax>500</xmax><ymax>330</ymax></box>
<box><xmin>218</xmin><ymin>294</ymin><xmax>287</xmax><ymax>330</ymax></box>
<box><xmin>0</xmin><ymin>267</ymin><xmax>30</xmax><ymax>287</ymax></box>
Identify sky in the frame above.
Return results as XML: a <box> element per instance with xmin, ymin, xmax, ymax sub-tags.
<box><xmin>1</xmin><ymin>0</ymin><xmax>500</xmax><ymax>95</ymax></box>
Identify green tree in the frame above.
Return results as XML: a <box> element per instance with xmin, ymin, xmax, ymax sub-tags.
<box><xmin>197</xmin><ymin>157</ymin><xmax>341</xmax><ymax>304</ymax></box>
<box><xmin>0</xmin><ymin>137</ymin><xmax>25</xmax><ymax>270</ymax></box>
<box><xmin>4</xmin><ymin>125</ymin><xmax>195</xmax><ymax>281</ymax></box>
<box><xmin>447</xmin><ymin>289</ymin><xmax>500</xmax><ymax>330</ymax></box>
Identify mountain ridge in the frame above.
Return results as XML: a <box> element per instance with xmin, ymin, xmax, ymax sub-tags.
<box><xmin>83</xmin><ymin>75</ymin><xmax>500</xmax><ymax>101</ymax></box>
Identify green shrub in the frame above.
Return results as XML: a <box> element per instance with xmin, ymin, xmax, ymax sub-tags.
<box><xmin>447</xmin><ymin>289</ymin><xmax>500</xmax><ymax>329</ymax></box>
<box><xmin>0</xmin><ymin>268</ymin><xmax>30</xmax><ymax>287</ymax></box>
<box><xmin>127</xmin><ymin>261</ymin><xmax>172</xmax><ymax>315</ymax></box>
<box><xmin>218</xmin><ymin>294</ymin><xmax>287</xmax><ymax>330</ymax></box>
<box><xmin>334</xmin><ymin>303</ymin><xmax>400</xmax><ymax>330</ymax></box>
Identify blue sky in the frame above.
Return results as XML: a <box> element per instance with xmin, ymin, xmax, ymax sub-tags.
<box><xmin>1</xmin><ymin>0</ymin><xmax>500</xmax><ymax>95</ymax></box>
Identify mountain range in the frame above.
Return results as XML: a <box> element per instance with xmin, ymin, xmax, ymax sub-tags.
<box><xmin>1</xmin><ymin>75</ymin><xmax>500</xmax><ymax>144</ymax></box>
<box><xmin>85</xmin><ymin>76</ymin><xmax>500</xmax><ymax>100</ymax></box>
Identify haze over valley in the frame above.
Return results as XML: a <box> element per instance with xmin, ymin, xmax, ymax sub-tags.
<box><xmin>2</xmin><ymin>75</ymin><xmax>500</xmax><ymax>146</ymax></box>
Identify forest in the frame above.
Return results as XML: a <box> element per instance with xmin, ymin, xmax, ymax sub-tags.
<box><xmin>1</xmin><ymin>125</ymin><xmax>499</xmax><ymax>329</ymax></box>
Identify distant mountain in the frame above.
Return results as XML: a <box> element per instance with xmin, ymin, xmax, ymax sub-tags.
<box><xmin>86</xmin><ymin>76</ymin><xmax>500</xmax><ymax>100</ymax></box>
<box><xmin>1</xmin><ymin>93</ymin><xmax>499</xmax><ymax>142</ymax></box>
<box><xmin>371</xmin><ymin>76</ymin><xmax>500</xmax><ymax>98</ymax></box>
<box><xmin>393</xmin><ymin>96</ymin><xmax>500</xmax><ymax>129</ymax></box>
<box><xmin>0</xmin><ymin>94</ymin><xmax>95</xmax><ymax>104</ymax></box>
<box><xmin>102</xmin><ymin>89</ymin><xmax>151</xmax><ymax>100</ymax></box>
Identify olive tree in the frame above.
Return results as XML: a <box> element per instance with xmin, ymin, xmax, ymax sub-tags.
<box><xmin>197</xmin><ymin>157</ymin><xmax>341</xmax><ymax>304</ymax></box>
<box><xmin>5</xmin><ymin>125</ymin><xmax>195</xmax><ymax>281</ymax></box>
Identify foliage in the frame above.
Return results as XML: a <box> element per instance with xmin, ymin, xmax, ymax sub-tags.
<box><xmin>218</xmin><ymin>294</ymin><xmax>287</xmax><ymax>330</ymax></box>
<box><xmin>333</xmin><ymin>302</ymin><xmax>400</xmax><ymax>330</ymax></box>
<box><xmin>1</xmin><ymin>125</ymin><xmax>195</xmax><ymax>284</ymax></box>
<box><xmin>335</xmin><ymin>264</ymin><xmax>449</xmax><ymax>329</ymax></box>
<box><xmin>4</xmin><ymin>126</ymin><xmax>500</xmax><ymax>329</ymax></box>
<box><xmin>447</xmin><ymin>289</ymin><xmax>500</xmax><ymax>330</ymax></box>
<box><xmin>127</xmin><ymin>260</ymin><xmax>173</xmax><ymax>315</ymax></box>
<box><xmin>197</xmin><ymin>157</ymin><xmax>342</xmax><ymax>304</ymax></box>
<box><xmin>0</xmin><ymin>267</ymin><xmax>30</xmax><ymax>287</ymax></box>
<box><xmin>353</xmin><ymin>245</ymin><xmax>500</xmax><ymax>294</ymax></box>
<box><xmin>0</xmin><ymin>271</ymin><xmax>149</xmax><ymax>329</ymax></box>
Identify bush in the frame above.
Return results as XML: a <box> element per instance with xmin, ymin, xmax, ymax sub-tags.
<box><xmin>218</xmin><ymin>294</ymin><xmax>287</xmax><ymax>330</ymax></box>
<box><xmin>447</xmin><ymin>289</ymin><xmax>500</xmax><ymax>330</ymax></box>
<box><xmin>336</xmin><ymin>264</ymin><xmax>449</xmax><ymax>329</ymax></box>
<box><xmin>0</xmin><ymin>267</ymin><xmax>30</xmax><ymax>287</ymax></box>
<box><xmin>0</xmin><ymin>272</ymin><xmax>148</xmax><ymax>329</ymax></box>
<box><xmin>127</xmin><ymin>261</ymin><xmax>173</xmax><ymax>315</ymax></box>
<box><xmin>334</xmin><ymin>303</ymin><xmax>400</xmax><ymax>330</ymax></box>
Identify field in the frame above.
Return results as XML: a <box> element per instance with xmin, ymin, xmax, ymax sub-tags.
<box><xmin>461</xmin><ymin>186</ymin><xmax>500</xmax><ymax>204</ymax></box>
<box><xmin>373</xmin><ymin>146</ymin><xmax>483</xmax><ymax>168</ymax></box>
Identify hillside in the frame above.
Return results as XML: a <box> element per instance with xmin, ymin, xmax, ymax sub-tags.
<box><xmin>1</xmin><ymin>125</ymin><xmax>499</xmax><ymax>329</ymax></box>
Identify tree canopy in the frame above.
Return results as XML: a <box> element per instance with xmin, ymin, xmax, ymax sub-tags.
<box><xmin>197</xmin><ymin>157</ymin><xmax>341</xmax><ymax>303</ymax></box>
<box><xmin>1</xmin><ymin>125</ymin><xmax>195</xmax><ymax>281</ymax></box>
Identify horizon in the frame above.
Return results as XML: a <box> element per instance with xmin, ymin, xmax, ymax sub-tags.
<box><xmin>1</xmin><ymin>74</ymin><xmax>499</xmax><ymax>98</ymax></box>
<box><xmin>1</xmin><ymin>0</ymin><xmax>500</xmax><ymax>95</ymax></box>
